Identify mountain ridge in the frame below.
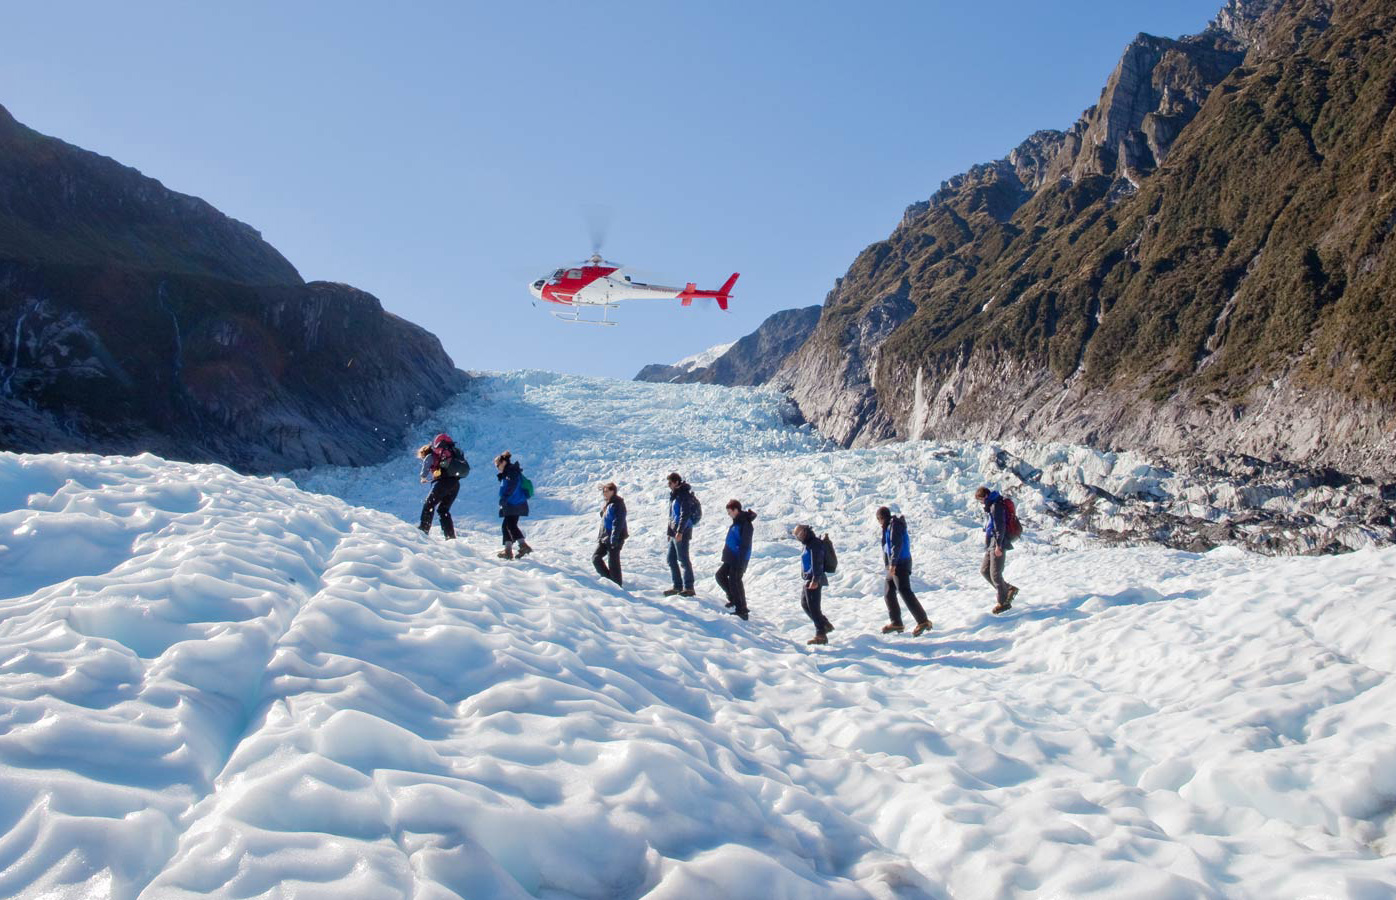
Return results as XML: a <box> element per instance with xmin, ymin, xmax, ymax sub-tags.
<box><xmin>636</xmin><ymin>305</ymin><xmax>821</xmax><ymax>387</ymax></box>
<box><xmin>0</xmin><ymin>103</ymin><xmax>466</xmax><ymax>472</ymax></box>
<box><xmin>776</xmin><ymin>0</ymin><xmax>1396</xmax><ymax>479</ymax></box>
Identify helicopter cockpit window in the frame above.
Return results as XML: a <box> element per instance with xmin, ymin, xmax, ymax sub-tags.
<box><xmin>551</xmin><ymin>269</ymin><xmax>565</xmax><ymax>281</ymax></box>
<box><xmin>566</xmin><ymin>269</ymin><xmax>583</xmax><ymax>279</ymax></box>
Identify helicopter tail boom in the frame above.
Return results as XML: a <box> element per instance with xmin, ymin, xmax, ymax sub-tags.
<box><xmin>677</xmin><ymin>273</ymin><xmax>739</xmax><ymax>310</ymax></box>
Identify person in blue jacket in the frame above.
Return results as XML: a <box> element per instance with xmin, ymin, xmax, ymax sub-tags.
<box><xmin>876</xmin><ymin>506</ymin><xmax>931</xmax><ymax>635</ymax></box>
<box><xmin>593</xmin><ymin>482</ymin><xmax>628</xmax><ymax>585</ymax></box>
<box><xmin>495</xmin><ymin>451</ymin><xmax>532</xmax><ymax>560</ymax></box>
<box><xmin>663</xmin><ymin>472</ymin><xmax>698</xmax><ymax>597</ymax></box>
<box><xmin>976</xmin><ymin>486</ymin><xmax>1019</xmax><ymax>613</ymax></box>
<box><xmin>716</xmin><ymin>500</ymin><xmax>756</xmax><ymax>620</ymax></box>
<box><xmin>793</xmin><ymin>524</ymin><xmax>833</xmax><ymax>645</ymax></box>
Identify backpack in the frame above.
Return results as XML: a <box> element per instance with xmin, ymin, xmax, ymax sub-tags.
<box><xmin>821</xmin><ymin>533</ymin><xmax>838</xmax><ymax>573</ymax></box>
<box><xmin>440</xmin><ymin>446</ymin><xmax>470</xmax><ymax>479</ymax></box>
<box><xmin>686</xmin><ymin>491</ymin><xmax>703</xmax><ymax>526</ymax></box>
<box><xmin>1003</xmin><ymin>497</ymin><xmax>1023</xmax><ymax>540</ymax></box>
<box><xmin>521</xmin><ymin>476</ymin><xmax>535</xmax><ymax>499</ymax></box>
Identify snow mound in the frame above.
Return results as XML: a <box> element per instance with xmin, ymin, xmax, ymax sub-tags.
<box><xmin>2</xmin><ymin>372</ymin><xmax>1395</xmax><ymax>898</ymax></box>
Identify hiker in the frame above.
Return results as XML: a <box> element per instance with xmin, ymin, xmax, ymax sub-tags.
<box><xmin>877</xmin><ymin>506</ymin><xmax>931</xmax><ymax>635</ymax></box>
<box><xmin>716</xmin><ymin>500</ymin><xmax>755</xmax><ymax>620</ymax></box>
<box><xmin>976</xmin><ymin>486</ymin><xmax>1020</xmax><ymax>613</ymax></box>
<box><xmin>417</xmin><ymin>433</ymin><xmax>468</xmax><ymax>540</ymax></box>
<box><xmin>793</xmin><ymin>524</ymin><xmax>833</xmax><ymax>644</ymax></box>
<box><xmin>663</xmin><ymin>472</ymin><xmax>698</xmax><ymax>597</ymax></box>
<box><xmin>496</xmin><ymin>451</ymin><xmax>532</xmax><ymax>559</ymax></box>
<box><xmin>593</xmin><ymin>482</ymin><xmax>628</xmax><ymax>585</ymax></box>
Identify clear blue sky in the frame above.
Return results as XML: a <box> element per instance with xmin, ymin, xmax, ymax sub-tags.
<box><xmin>4</xmin><ymin>1</ymin><xmax>1221</xmax><ymax>378</ymax></box>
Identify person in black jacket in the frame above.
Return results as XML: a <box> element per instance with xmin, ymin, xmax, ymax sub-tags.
<box><xmin>417</xmin><ymin>432</ymin><xmax>468</xmax><ymax>540</ymax></box>
<box><xmin>976</xmin><ymin>486</ymin><xmax>1020</xmax><ymax>613</ymax></box>
<box><xmin>716</xmin><ymin>500</ymin><xmax>755</xmax><ymax>620</ymax></box>
<box><xmin>496</xmin><ymin>451</ymin><xmax>532</xmax><ymax>560</ymax></box>
<box><xmin>593</xmin><ymin>482</ymin><xmax>628</xmax><ymax>585</ymax></box>
<box><xmin>876</xmin><ymin>506</ymin><xmax>931</xmax><ymax>635</ymax></box>
<box><xmin>793</xmin><ymin>524</ymin><xmax>833</xmax><ymax>644</ymax></box>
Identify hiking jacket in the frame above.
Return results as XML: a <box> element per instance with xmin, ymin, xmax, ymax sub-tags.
<box><xmin>498</xmin><ymin>462</ymin><xmax>529</xmax><ymax>518</ymax></box>
<box><xmin>800</xmin><ymin>532</ymin><xmax>828</xmax><ymax>587</ymax></box>
<box><xmin>598</xmin><ymin>496</ymin><xmax>629</xmax><ymax>544</ymax></box>
<box><xmin>668</xmin><ymin>482</ymin><xmax>696</xmax><ymax>536</ymax></box>
<box><xmin>882</xmin><ymin>516</ymin><xmax>912</xmax><ymax>566</ymax></box>
<box><xmin>723</xmin><ymin>510</ymin><xmax>756</xmax><ymax>566</ymax></box>
<box><xmin>420</xmin><ymin>443</ymin><xmax>464</xmax><ymax>483</ymax></box>
<box><xmin>983</xmin><ymin>491</ymin><xmax>1010</xmax><ymax>550</ymax></box>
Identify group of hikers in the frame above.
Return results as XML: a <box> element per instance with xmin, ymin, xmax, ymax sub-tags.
<box><xmin>416</xmin><ymin>433</ymin><xmax>1022</xmax><ymax>645</ymax></box>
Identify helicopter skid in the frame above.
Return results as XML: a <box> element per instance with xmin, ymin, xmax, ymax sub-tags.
<box><xmin>549</xmin><ymin>302</ymin><xmax>620</xmax><ymax>326</ymax></box>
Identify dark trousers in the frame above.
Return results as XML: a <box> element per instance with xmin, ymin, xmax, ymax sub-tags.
<box><xmin>667</xmin><ymin>534</ymin><xmax>694</xmax><ymax>590</ymax></box>
<box><xmin>884</xmin><ymin>559</ymin><xmax>928</xmax><ymax>627</ymax></box>
<box><xmin>502</xmin><ymin>515</ymin><xmax>525</xmax><ymax>545</ymax></box>
<box><xmin>715</xmin><ymin>560</ymin><xmax>747</xmax><ymax>612</ymax></box>
<box><xmin>593</xmin><ymin>539</ymin><xmax>624</xmax><ymax>585</ymax></box>
<box><xmin>801</xmin><ymin>583</ymin><xmax>831</xmax><ymax>633</ymax></box>
<box><xmin>981</xmin><ymin>548</ymin><xmax>1015</xmax><ymax>603</ymax></box>
<box><xmin>419</xmin><ymin>478</ymin><xmax>460</xmax><ymax>539</ymax></box>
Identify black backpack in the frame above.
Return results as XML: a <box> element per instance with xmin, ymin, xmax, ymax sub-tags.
<box><xmin>440</xmin><ymin>445</ymin><xmax>470</xmax><ymax>479</ymax></box>
<box><xmin>821</xmin><ymin>533</ymin><xmax>838</xmax><ymax>573</ymax></box>
<box><xmin>686</xmin><ymin>490</ymin><xmax>703</xmax><ymax>526</ymax></box>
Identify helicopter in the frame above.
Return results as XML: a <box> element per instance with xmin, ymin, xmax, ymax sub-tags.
<box><xmin>528</xmin><ymin>254</ymin><xmax>739</xmax><ymax>326</ymax></box>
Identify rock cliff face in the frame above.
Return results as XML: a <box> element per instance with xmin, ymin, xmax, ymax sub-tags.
<box><xmin>0</xmin><ymin>104</ymin><xmax>466</xmax><ymax>472</ymax></box>
<box><xmin>636</xmin><ymin>306</ymin><xmax>821</xmax><ymax>387</ymax></box>
<box><xmin>781</xmin><ymin>0</ymin><xmax>1396</xmax><ymax>481</ymax></box>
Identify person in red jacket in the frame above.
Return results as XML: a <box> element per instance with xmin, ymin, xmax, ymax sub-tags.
<box><xmin>417</xmin><ymin>433</ymin><xmax>467</xmax><ymax>540</ymax></box>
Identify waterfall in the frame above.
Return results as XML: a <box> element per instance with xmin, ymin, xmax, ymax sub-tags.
<box><xmin>2</xmin><ymin>307</ymin><xmax>32</xmax><ymax>397</ymax></box>
<box><xmin>909</xmin><ymin>366</ymin><xmax>926</xmax><ymax>440</ymax></box>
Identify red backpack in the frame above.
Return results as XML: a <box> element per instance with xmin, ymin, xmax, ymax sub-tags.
<box><xmin>1003</xmin><ymin>497</ymin><xmax>1023</xmax><ymax>540</ymax></box>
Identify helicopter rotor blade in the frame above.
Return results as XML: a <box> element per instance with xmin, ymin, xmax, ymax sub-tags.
<box><xmin>582</xmin><ymin>204</ymin><xmax>611</xmax><ymax>258</ymax></box>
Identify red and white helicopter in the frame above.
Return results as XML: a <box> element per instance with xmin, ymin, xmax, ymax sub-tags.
<box><xmin>528</xmin><ymin>254</ymin><xmax>739</xmax><ymax>326</ymax></box>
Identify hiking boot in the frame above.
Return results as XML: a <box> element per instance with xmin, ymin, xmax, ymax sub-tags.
<box><xmin>680</xmin><ymin>588</ymin><xmax>696</xmax><ymax>597</ymax></box>
<box><xmin>807</xmin><ymin>633</ymin><xmax>828</xmax><ymax>645</ymax></box>
<box><xmin>497</xmin><ymin>546</ymin><xmax>514</xmax><ymax>560</ymax></box>
<box><xmin>516</xmin><ymin>541</ymin><xmax>533</xmax><ymax>558</ymax></box>
<box><xmin>663</xmin><ymin>588</ymin><xmax>682</xmax><ymax>597</ymax></box>
<box><xmin>1006</xmin><ymin>586</ymin><xmax>1019</xmax><ymax>604</ymax></box>
<box><xmin>822</xmin><ymin>623</ymin><xmax>835</xmax><ymax>634</ymax></box>
<box><xmin>724</xmin><ymin>600</ymin><xmax>735</xmax><ymax>608</ymax></box>
<box><xmin>735</xmin><ymin>608</ymin><xmax>749</xmax><ymax>621</ymax></box>
<box><xmin>993</xmin><ymin>599</ymin><xmax>1012</xmax><ymax>614</ymax></box>
<box><xmin>913</xmin><ymin>621</ymin><xmax>933</xmax><ymax>636</ymax></box>
<box><xmin>881</xmin><ymin>623</ymin><xmax>905</xmax><ymax>634</ymax></box>
<box><xmin>417</xmin><ymin>524</ymin><xmax>430</xmax><ymax>535</ymax></box>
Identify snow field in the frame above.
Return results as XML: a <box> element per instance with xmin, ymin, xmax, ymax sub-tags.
<box><xmin>1</xmin><ymin>371</ymin><xmax>1394</xmax><ymax>898</ymax></box>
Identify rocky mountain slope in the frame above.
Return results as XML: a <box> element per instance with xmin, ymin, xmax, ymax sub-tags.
<box><xmin>779</xmin><ymin>0</ymin><xmax>1396</xmax><ymax>481</ymax></box>
<box><xmin>634</xmin><ymin>341</ymin><xmax>735</xmax><ymax>383</ymax></box>
<box><xmin>0</xmin><ymin>103</ymin><xmax>466</xmax><ymax>472</ymax></box>
<box><xmin>636</xmin><ymin>305</ymin><xmax>821</xmax><ymax>386</ymax></box>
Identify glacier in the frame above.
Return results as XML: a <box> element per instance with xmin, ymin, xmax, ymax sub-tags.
<box><xmin>1</xmin><ymin>371</ymin><xmax>1394</xmax><ymax>898</ymax></box>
